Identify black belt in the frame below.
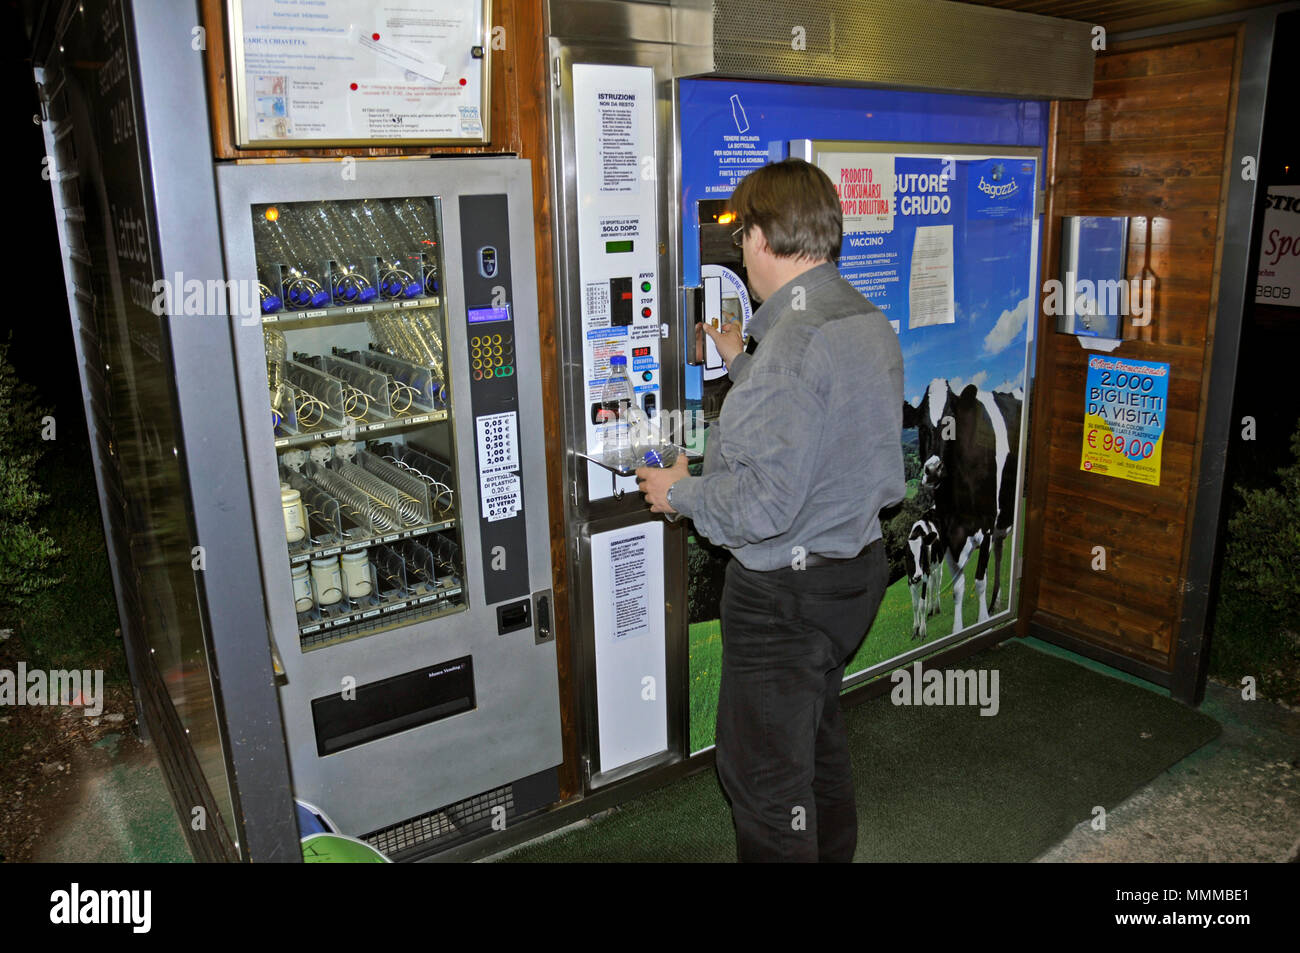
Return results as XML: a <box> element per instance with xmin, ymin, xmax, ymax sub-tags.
<box><xmin>803</xmin><ymin>539</ymin><xmax>879</xmax><ymax>568</ymax></box>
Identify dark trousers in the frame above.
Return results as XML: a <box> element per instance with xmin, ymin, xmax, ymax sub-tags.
<box><xmin>715</xmin><ymin>539</ymin><xmax>889</xmax><ymax>862</ymax></box>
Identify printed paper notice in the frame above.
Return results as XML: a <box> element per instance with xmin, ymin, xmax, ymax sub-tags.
<box><xmin>818</xmin><ymin>152</ymin><xmax>895</xmax><ymax>234</ymax></box>
<box><xmin>595</xmin><ymin>90</ymin><xmax>641</xmax><ymax>194</ymax></box>
<box><xmin>908</xmin><ymin>225</ymin><xmax>955</xmax><ymax>328</ymax></box>
<box><xmin>590</xmin><ymin>521</ymin><xmax>667</xmax><ymax>771</ymax></box>
<box><xmin>608</xmin><ymin>533</ymin><xmax>650</xmax><ymax>641</ymax></box>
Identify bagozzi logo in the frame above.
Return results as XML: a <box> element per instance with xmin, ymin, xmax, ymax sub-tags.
<box><xmin>977</xmin><ymin>172</ymin><xmax>1019</xmax><ymax>199</ymax></box>
<box><xmin>49</xmin><ymin>884</ymin><xmax>151</xmax><ymax>933</ymax></box>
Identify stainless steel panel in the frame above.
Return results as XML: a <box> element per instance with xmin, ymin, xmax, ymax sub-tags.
<box><xmin>549</xmin><ymin>0</ymin><xmax>675</xmax><ymax>41</ymax></box>
<box><xmin>573</xmin><ymin>510</ymin><xmax>687</xmax><ymax>787</ymax></box>
<box><xmin>547</xmin><ymin>38</ymin><xmax>689</xmax><ymax>791</ymax></box>
<box><xmin>709</xmin><ymin>0</ymin><xmax>1094</xmax><ymax>99</ymax></box>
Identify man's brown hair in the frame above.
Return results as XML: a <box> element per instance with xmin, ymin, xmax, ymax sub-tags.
<box><xmin>730</xmin><ymin>158</ymin><xmax>843</xmax><ymax>263</ymax></box>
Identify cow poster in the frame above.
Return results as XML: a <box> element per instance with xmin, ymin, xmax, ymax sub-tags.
<box><xmin>1080</xmin><ymin>357</ymin><xmax>1169</xmax><ymax>486</ymax></box>
<box><xmin>806</xmin><ymin>145</ymin><xmax>1036</xmax><ymax>681</ymax></box>
<box><xmin>678</xmin><ymin>79</ymin><xmax>1047</xmax><ymax>752</ymax></box>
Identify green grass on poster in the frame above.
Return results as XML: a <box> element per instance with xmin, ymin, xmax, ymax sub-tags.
<box><xmin>688</xmin><ymin>523</ymin><xmax>1021</xmax><ymax>752</ymax></box>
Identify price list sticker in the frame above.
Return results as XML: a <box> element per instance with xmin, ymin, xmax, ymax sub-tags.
<box><xmin>481</xmin><ymin>472</ymin><xmax>522</xmax><ymax>523</ymax></box>
<box><xmin>475</xmin><ymin>412</ymin><xmax>519</xmax><ymax>474</ymax></box>
<box><xmin>476</xmin><ymin>412</ymin><xmax>522</xmax><ymax>522</ymax></box>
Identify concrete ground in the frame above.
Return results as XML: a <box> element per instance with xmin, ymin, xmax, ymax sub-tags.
<box><xmin>1037</xmin><ymin>676</ymin><xmax>1300</xmax><ymax>862</ymax></box>
<box><xmin>30</xmin><ymin>640</ymin><xmax>1300</xmax><ymax>863</ymax></box>
<box><xmin>1026</xmin><ymin>639</ymin><xmax>1300</xmax><ymax>863</ymax></box>
<box><xmin>31</xmin><ymin>729</ymin><xmax>191</xmax><ymax>863</ymax></box>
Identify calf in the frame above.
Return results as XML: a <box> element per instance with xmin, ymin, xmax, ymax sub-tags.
<box><xmin>904</xmin><ymin>516</ymin><xmax>943</xmax><ymax>641</ymax></box>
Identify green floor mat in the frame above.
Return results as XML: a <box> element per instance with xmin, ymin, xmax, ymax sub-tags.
<box><xmin>499</xmin><ymin>640</ymin><xmax>1222</xmax><ymax>862</ymax></box>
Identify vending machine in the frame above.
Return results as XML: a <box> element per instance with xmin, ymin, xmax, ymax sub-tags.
<box><xmin>215</xmin><ymin>159</ymin><xmax>563</xmax><ymax>845</ymax></box>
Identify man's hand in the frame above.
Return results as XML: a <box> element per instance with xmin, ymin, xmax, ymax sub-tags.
<box><xmin>700</xmin><ymin>321</ymin><xmax>744</xmax><ymax>369</ymax></box>
<box><xmin>635</xmin><ymin>453</ymin><xmax>690</xmax><ymax>514</ymax></box>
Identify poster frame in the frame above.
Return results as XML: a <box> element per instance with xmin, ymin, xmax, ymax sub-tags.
<box><xmin>226</xmin><ymin>0</ymin><xmax>493</xmax><ymax>148</ymax></box>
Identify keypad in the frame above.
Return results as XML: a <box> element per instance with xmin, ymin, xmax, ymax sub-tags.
<box><xmin>470</xmin><ymin>332</ymin><xmax>515</xmax><ymax>381</ymax></box>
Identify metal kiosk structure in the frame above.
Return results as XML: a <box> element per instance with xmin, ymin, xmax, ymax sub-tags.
<box><xmin>36</xmin><ymin>0</ymin><xmax>562</xmax><ymax>861</ymax></box>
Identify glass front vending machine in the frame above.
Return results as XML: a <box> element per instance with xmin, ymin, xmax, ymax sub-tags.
<box><xmin>216</xmin><ymin>159</ymin><xmax>562</xmax><ymax>849</ymax></box>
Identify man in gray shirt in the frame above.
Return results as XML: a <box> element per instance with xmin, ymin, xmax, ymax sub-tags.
<box><xmin>639</xmin><ymin>158</ymin><xmax>904</xmax><ymax>862</ymax></box>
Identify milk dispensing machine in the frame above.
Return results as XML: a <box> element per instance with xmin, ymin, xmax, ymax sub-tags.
<box><xmin>216</xmin><ymin>159</ymin><xmax>564</xmax><ymax>848</ymax></box>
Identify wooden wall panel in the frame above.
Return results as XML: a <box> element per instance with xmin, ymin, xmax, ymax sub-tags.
<box><xmin>199</xmin><ymin>1</ymin><xmax>581</xmax><ymax>800</ymax></box>
<box><xmin>1020</xmin><ymin>28</ymin><xmax>1243</xmax><ymax>676</ymax></box>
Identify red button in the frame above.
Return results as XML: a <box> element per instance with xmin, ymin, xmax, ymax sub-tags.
<box><xmin>641</xmin><ymin>307</ymin><xmax>652</xmax><ymax>318</ymax></box>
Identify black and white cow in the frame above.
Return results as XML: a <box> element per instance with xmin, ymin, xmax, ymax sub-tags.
<box><xmin>904</xmin><ymin>512</ymin><xmax>944</xmax><ymax>641</ymax></box>
<box><xmin>902</xmin><ymin>379</ymin><xmax>1021</xmax><ymax>635</ymax></box>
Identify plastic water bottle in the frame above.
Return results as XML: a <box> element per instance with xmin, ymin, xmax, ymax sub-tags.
<box><xmin>598</xmin><ymin>355</ymin><xmax>637</xmax><ymax>468</ymax></box>
<box><xmin>301</xmin><ymin>205</ymin><xmax>376</xmax><ymax>304</ymax></box>
<box><xmin>254</xmin><ymin>211</ymin><xmax>329</xmax><ymax>308</ymax></box>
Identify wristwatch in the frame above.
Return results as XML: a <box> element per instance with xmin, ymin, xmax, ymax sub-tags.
<box><xmin>666</xmin><ymin>482</ymin><xmax>675</xmax><ymax>509</ymax></box>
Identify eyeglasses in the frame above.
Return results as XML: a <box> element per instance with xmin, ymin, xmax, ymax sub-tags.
<box><xmin>731</xmin><ymin>224</ymin><xmax>745</xmax><ymax>248</ymax></box>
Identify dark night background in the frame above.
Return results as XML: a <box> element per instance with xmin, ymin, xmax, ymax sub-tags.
<box><xmin>6</xmin><ymin>0</ymin><xmax>83</xmax><ymax>423</ymax></box>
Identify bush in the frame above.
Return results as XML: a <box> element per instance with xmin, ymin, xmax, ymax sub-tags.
<box><xmin>1222</xmin><ymin>416</ymin><xmax>1300</xmax><ymax>626</ymax></box>
<box><xmin>0</xmin><ymin>337</ymin><xmax>61</xmax><ymax>608</ymax></box>
<box><xmin>686</xmin><ymin>531</ymin><xmax>729</xmax><ymax>624</ymax></box>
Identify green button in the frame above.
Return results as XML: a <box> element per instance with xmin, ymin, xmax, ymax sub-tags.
<box><xmin>640</xmin><ymin>281</ymin><xmax>652</xmax><ymax>292</ymax></box>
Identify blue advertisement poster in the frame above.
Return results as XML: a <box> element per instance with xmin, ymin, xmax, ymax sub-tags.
<box><xmin>678</xmin><ymin>79</ymin><xmax>1046</xmax><ymax>753</ymax></box>
<box><xmin>1081</xmin><ymin>356</ymin><xmax>1169</xmax><ymax>486</ymax></box>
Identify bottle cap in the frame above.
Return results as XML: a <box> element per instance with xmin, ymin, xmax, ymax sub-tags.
<box><xmin>609</xmin><ymin>355</ymin><xmax>627</xmax><ymax>366</ymax></box>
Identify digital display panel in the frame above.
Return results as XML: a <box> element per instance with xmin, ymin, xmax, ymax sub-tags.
<box><xmin>605</xmin><ymin>239</ymin><xmax>634</xmax><ymax>253</ymax></box>
<box><xmin>468</xmin><ymin>304</ymin><xmax>511</xmax><ymax>324</ymax></box>
<box><xmin>633</xmin><ymin>346</ymin><xmax>651</xmax><ymax>357</ymax></box>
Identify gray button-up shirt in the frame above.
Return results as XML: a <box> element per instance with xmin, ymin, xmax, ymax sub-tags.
<box><xmin>670</xmin><ymin>261</ymin><xmax>905</xmax><ymax>572</ymax></box>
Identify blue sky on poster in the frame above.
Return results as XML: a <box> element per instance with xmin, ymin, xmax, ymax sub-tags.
<box><xmin>900</xmin><ymin>216</ymin><xmax>1032</xmax><ymax>405</ymax></box>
